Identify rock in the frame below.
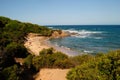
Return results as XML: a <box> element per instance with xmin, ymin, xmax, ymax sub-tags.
<box><xmin>60</xmin><ymin>31</ymin><xmax>71</xmax><ymax>37</ymax></box>
<box><xmin>51</xmin><ymin>30</ymin><xmax>70</xmax><ymax>38</ymax></box>
<box><xmin>71</xmin><ymin>32</ymin><xmax>77</xmax><ymax>35</ymax></box>
<box><xmin>51</xmin><ymin>31</ymin><xmax>60</xmax><ymax>38</ymax></box>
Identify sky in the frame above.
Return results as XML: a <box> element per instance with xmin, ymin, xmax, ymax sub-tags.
<box><xmin>0</xmin><ymin>0</ymin><xmax>120</xmax><ymax>25</ymax></box>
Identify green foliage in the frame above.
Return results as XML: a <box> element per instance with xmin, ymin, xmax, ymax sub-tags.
<box><xmin>0</xmin><ymin>16</ymin><xmax>10</xmax><ymax>28</ymax></box>
<box><xmin>0</xmin><ymin>16</ymin><xmax>53</xmax><ymax>47</ymax></box>
<box><xmin>0</xmin><ymin>16</ymin><xmax>53</xmax><ymax>66</ymax></box>
<box><xmin>32</xmin><ymin>48</ymin><xmax>74</xmax><ymax>71</ymax></box>
<box><xmin>98</xmin><ymin>50</ymin><xmax>120</xmax><ymax>80</ymax></box>
<box><xmin>0</xmin><ymin>42</ymin><xmax>29</xmax><ymax>69</ymax></box>
<box><xmin>5</xmin><ymin>42</ymin><xmax>28</xmax><ymax>58</ymax></box>
<box><xmin>0</xmin><ymin>16</ymin><xmax>53</xmax><ymax>80</ymax></box>
<box><xmin>2</xmin><ymin>65</ymin><xmax>20</xmax><ymax>80</ymax></box>
<box><xmin>23</xmin><ymin>54</ymin><xmax>33</xmax><ymax>69</ymax></box>
<box><xmin>52</xmin><ymin>51</ymin><xmax>74</xmax><ymax>68</ymax></box>
<box><xmin>40</xmin><ymin>48</ymin><xmax>54</xmax><ymax>56</ymax></box>
<box><xmin>70</xmin><ymin>54</ymin><xmax>94</xmax><ymax>66</ymax></box>
<box><xmin>32</xmin><ymin>56</ymin><xmax>44</xmax><ymax>71</ymax></box>
<box><xmin>1</xmin><ymin>64</ymin><xmax>35</xmax><ymax>80</ymax></box>
<box><xmin>67</xmin><ymin>50</ymin><xmax>120</xmax><ymax>80</ymax></box>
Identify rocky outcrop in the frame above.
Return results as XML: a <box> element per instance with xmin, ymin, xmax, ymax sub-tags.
<box><xmin>51</xmin><ymin>30</ymin><xmax>70</xmax><ymax>38</ymax></box>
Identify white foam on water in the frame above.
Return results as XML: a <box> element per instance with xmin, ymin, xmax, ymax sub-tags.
<box><xmin>48</xmin><ymin>27</ymin><xmax>53</xmax><ymax>29</ymax></box>
<box><xmin>64</xmin><ymin>29</ymin><xmax>103</xmax><ymax>39</ymax></box>
<box><xmin>93</xmin><ymin>37</ymin><xmax>103</xmax><ymax>39</ymax></box>
<box><xmin>83</xmin><ymin>50</ymin><xmax>93</xmax><ymax>53</ymax></box>
<box><xmin>47</xmin><ymin>40</ymin><xmax>79</xmax><ymax>56</ymax></box>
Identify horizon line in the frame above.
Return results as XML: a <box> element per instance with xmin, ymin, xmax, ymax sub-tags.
<box><xmin>44</xmin><ymin>24</ymin><xmax>120</xmax><ymax>26</ymax></box>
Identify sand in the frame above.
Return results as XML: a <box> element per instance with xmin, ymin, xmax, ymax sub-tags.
<box><xmin>24</xmin><ymin>33</ymin><xmax>78</xmax><ymax>56</ymax></box>
<box><xmin>35</xmin><ymin>68</ymin><xmax>70</xmax><ymax>80</ymax></box>
<box><xmin>24</xmin><ymin>33</ymin><xmax>50</xmax><ymax>56</ymax></box>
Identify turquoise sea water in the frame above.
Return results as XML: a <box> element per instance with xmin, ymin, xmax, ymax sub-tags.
<box><xmin>47</xmin><ymin>25</ymin><xmax>120</xmax><ymax>55</ymax></box>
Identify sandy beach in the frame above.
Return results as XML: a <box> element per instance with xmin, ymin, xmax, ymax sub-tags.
<box><xmin>24</xmin><ymin>33</ymin><xmax>51</xmax><ymax>56</ymax></box>
<box><xmin>24</xmin><ymin>32</ymin><xmax>78</xmax><ymax>56</ymax></box>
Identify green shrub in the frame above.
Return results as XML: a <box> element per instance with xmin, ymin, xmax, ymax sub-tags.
<box><xmin>24</xmin><ymin>54</ymin><xmax>33</xmax><ymax>69</ymax></box>
<box><xmin>5</xmin><ymin>42</ymin><xmax>28</xmax><ymax>58</ymax></box>
<box><xmin>32</xmin><ymin>48</ymin><xmax>74</xmax><ymax>71</ymax></box>
<box><xmin>32</xmin><ymin>56</ymin><xmax>45</xmax><ymax>71</ymax></box>
<box><xmin>67</xmin><ymin>50</ymin><xmax>120</xmax><ymax>80</ymax></box>
<box><xmin>2</xmin><ymin>65</ymin><xmax>20</xmax><ymax>80</ymax></box>
<box><xmin>0</xmin><ymin>16</ymin><xmax>10</xmax><ymax>28</ymax></box>
<box><xmin>69</xmin><ymin>54</ymin><xmax>94</xmax><ymax>66</ymax></box>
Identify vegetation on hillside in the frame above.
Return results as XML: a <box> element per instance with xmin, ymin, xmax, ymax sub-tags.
<box><xmin>0</xmin><ymin>16</ymin><xmax>53</xmax><ymax>80</ymax></box>
<box><xmin>0</xmin><ymin>16</ymin><xmax>72</xmax><ymax>80</ymax></box>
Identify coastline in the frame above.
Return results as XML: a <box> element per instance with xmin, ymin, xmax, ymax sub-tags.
<box><xmin>46</xmin><ymin>40</ymin><xmax>80</xmax><ymax>56</ymax></box>
<box><xmin>24</xmin><ymin>31</ymin><xmax>79</xmax><ymax>56</ymax></box>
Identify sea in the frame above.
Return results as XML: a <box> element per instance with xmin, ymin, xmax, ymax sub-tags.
<box><xmin>47</xmin><ymin>25</ymin><xmax>120</xmax><ymax>55</ymax></box>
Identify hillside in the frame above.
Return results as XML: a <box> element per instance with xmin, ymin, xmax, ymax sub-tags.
<box><xmin>0</xmin><ymin>16</ymin><xmax>53</xmax><ymax>80</ymax></box>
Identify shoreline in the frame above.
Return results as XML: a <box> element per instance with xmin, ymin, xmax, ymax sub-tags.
<box><xmin>24</xmin><ymin>33</ymin><xmax>79</xmax><ymax>56</ymax></box>
<box><xmin>46</xmin><ymin>40</ymin><xmax>80</xmax><ymax>56</ymax></box>
<box><xmin>24</xmin><ymin>33</ymin><xmax>51</xmax><ymax>56</ymax></box>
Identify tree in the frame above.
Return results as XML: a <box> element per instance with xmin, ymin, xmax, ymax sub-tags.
<box><xmin>0</xmin><ymin>16</ymin><xmax>10</xmax><ymax>28</ymax></box>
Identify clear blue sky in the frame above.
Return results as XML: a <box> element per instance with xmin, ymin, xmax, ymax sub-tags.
<box><xmin>0</xmin><ymin>0</ymin><xmax>120</xmax><ymax>25</ymax></box>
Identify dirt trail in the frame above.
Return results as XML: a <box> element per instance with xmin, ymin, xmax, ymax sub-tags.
<box><xmin>35</xmin><ymin>68</ymin><xmax>70</xmax><ymax>80</ymax></box>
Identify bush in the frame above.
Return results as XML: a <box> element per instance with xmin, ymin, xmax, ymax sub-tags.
<box><xmin>0</xmin><ymin>42</ymin><xmax>29</xmax><ymax>68</ymax></box>
<box><xmin>52</xmin><ymin>51</ymin><xmax>73</xmax><ymax>68</ymax></box>
<box><xmin>69</xmin><ymin>54</ymin><xmax>94</xmax><ymax>66</ymax></box>
<box><xmin>32</xmin><ymin>48</ymin><xmax>74</xmax><ymax>71</ymax></box>
<box><xmin>23</xmin><ymin>54</ymin><xmax>33</xmax><ymax>69</ymax></box>
<box><xmin>2</xmin><ymin>65</ymin><xmax>20</xmax><ymax>80</ymax></box>
<box><xmin>67</xmin><ymin>50</ymin><xmax>120</xmax><ymax>80</ymax></box>
<box><xmin>32</xmin><ymin>56</ymin><xmax>44</xmax><ymax>71</ymax></box>
<box><xmin>5</xmin><ymin>42</ymin><xmax>28</xmax><ymax>58</ymax></box>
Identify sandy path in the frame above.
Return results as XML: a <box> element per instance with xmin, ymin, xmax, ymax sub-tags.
<box><xmin>24</xmin><ymin>33</ymin><xmax>50</xmax><ymax>56</ymax></box>
<box><xmin>35</xmin><ymin>68</ymin><xmax>70</xmax><ymax>80</ymax></box>
<box><xmin>24</xmin><ymin>33</ymin><xmax>70</xmax><ymax>80</ymax></box>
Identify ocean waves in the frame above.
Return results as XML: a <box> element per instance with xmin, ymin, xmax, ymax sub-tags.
<box><xmin>48</xmin><ymin>25</ymin><xmax>120</xmax><ymax>54</ymax></box>
<box><xmin>64</xmin><ymin>29</ymin><xmax>104</xmax><ymax>39</ymax></box>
